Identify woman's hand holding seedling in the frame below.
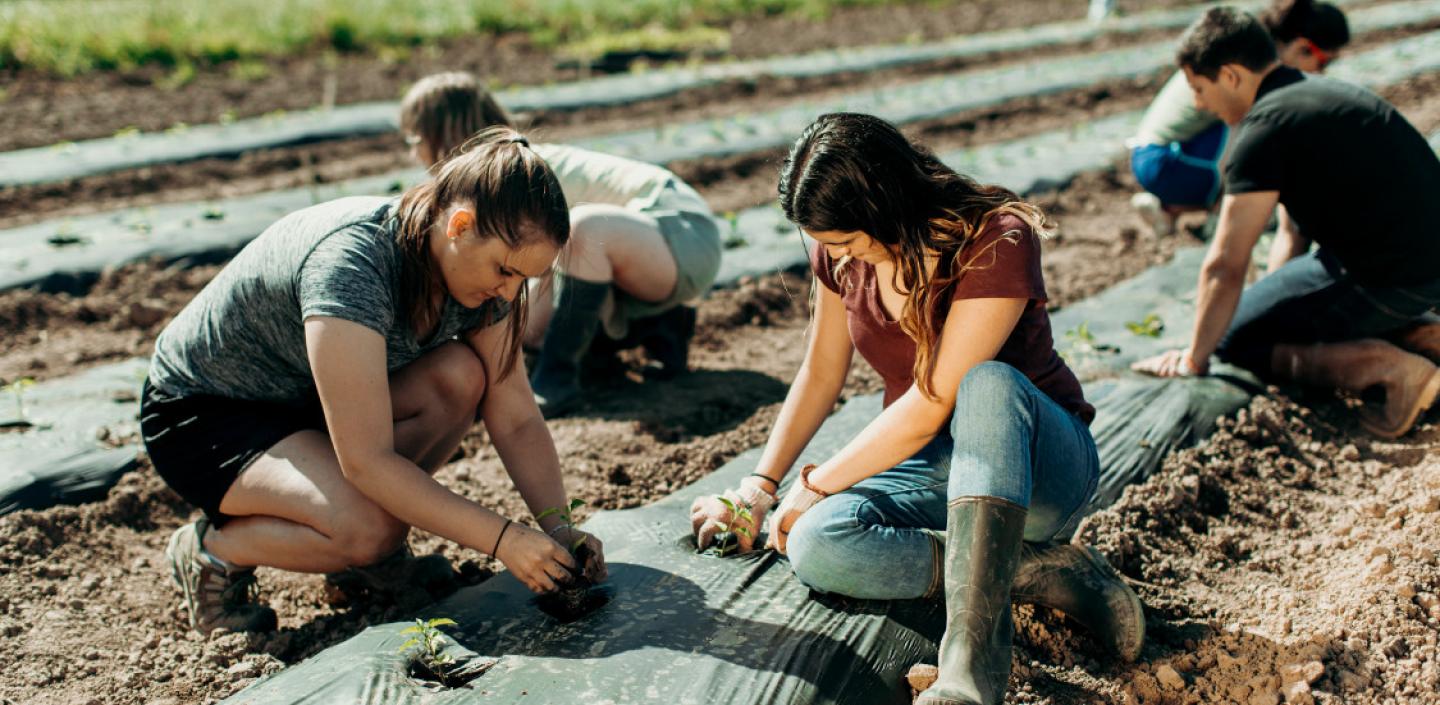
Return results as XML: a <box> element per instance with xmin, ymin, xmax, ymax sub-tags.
<box><xmin>690</xmin><ymin>476</ymin><xmax>775</xmax><ymax>554</ymax></box>
<box><xmin>556</xmin><ymin>527</ymin><xmax>607</xmax><ymax>582</ymax></box>
<box><xmin>494</xmin><ymin>523</ymin><xmax>579</xmax><ymax>594</ymax></box>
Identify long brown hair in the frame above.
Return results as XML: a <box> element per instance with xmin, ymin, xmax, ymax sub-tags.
<box><xmin>393</xmin><ymin>126</ymin><xmax>568</xmax><ymax>380</ymax></box>
<box><xmin>400</xmin><ymin>72</ymin><xmax>515</xmax><ymax>165</ymax></box>
<box><xmin>778</xmin><ymin>112</ymin><xmax>1054</xmax><ymax>401</ymax></box>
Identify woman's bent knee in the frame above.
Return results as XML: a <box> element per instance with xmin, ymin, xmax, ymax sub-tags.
<box><xmin>424</xmin><ymin>343</ymin><xmax>487</xmax><ymax>418</ymax></box>
<box><xmin>334</xmin><ymin>510</ymin><xmax>408</xmax><ymax>567</ymax></box>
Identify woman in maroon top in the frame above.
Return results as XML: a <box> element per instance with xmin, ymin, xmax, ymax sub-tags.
<box><xmin>690</xmin><ymin>114</ymin><xmax>1144</xmax><ymax>704</ymax></box>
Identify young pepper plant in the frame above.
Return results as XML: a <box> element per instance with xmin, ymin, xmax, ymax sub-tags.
<box><xmin>537</xmin><ymin>498</ymin><xmax>587</xmax><ymax>552</ymax></box>
<box><xmin>398</xmin><ymin>617</ymin><xmax>458</xmax><ymax>683</ymax></box>
<box><xmin>707</xmin><ymin>496</ymin><xmax>754</xmax><ymax>557</ymax></box>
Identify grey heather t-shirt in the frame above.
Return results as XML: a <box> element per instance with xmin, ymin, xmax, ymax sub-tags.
<box><xmin>149</xmin><ymin>196</ymin><xmax>509</xmax><ymax>403</ymax></box>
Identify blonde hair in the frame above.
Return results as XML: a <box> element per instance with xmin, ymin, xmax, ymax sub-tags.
<box><xmin>400</xmin><ymin>72</ymin><xmax>514</xmax><ymax>165</ymax></box>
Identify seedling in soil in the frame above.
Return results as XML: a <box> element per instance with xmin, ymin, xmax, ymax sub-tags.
<box><xmin>701</xmin><ymin>496</ymin><xmax>754</xmax><ymax>557</ymax></box>
<box><xmin>4</xmin><ymin>378</ymin><xmax>35</xmax><ymax>428</ymax></box>
<box><xmin>534</xmin><ymin>499</ymin><xmax>613</xmax><ymax>622</ymax></box>
<box><xmin>398</xmin><ymin>617</ymin><xmax>470</xmax><ymax>688</ymax></box>
<box><xmin>721</xmin><ymin>212</ymin><xmax>746</xmax><ymax>249</ymax></box>
<box><xmin>1062</xmin><ymin>321</ymin><xmax>1119</xmax><ymax>363</ymax></box>
<box><xmin>1124</xmin><ymin>313</ymin><xmax>1165</xmax><ymax>338</ymax></box>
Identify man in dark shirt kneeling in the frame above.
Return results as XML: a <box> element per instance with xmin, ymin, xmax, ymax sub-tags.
<box><xmin>1134</xmin><ymin>6</ymin><xmax>1440</xmax><ymax>438</ymax></box>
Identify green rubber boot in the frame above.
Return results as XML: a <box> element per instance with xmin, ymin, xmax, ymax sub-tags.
<box><xmin>915</xmin><ymin>497</ymin><xmax>1026</xmax><ymax>705</ymax></box>
<box><xmin>530</xmin><ymin>277</ymin><xmax>610</xmax><ymax>417</ymax></box>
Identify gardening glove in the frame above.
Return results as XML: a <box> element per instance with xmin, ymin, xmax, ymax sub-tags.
<box><xmin>765</xmin><ymin>464</ymin><xmax>831</xmax><ymax>556</ymax></box>
<box><xmin>550</xmin><ymin>525</ymin><xmax>608</xmax><ymax>583</ymax></box>
<box><xmin>1131</xmin><ymin>348</ymin><xmax>1207</xmax><ymax>378</ymax></box>
<box><xmin>690</xmin><ymin>476</ymin><xmax>776</xmax><ymax>553</ymax></box>
<box><xmin>493</xmin><ymin>522</ymin><xmax>579</xmax><ymax>594</ymax></box>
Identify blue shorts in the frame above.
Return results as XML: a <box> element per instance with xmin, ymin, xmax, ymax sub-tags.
<box><xmin>1130</xmin><ymin>122</ymin><xmax>1229</xmax><ymax>208</ymax></box>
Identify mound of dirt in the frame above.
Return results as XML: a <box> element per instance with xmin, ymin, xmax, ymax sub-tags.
<box><xmin>1076</xmin><ymin>392</ymin><xmax>1440</xmax><ymax>704</ymax></box>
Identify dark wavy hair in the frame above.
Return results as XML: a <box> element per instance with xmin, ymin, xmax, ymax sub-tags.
<box><xmin>778</xmin><ymin>112</ymin><xmax>1053</xmax><ymax>400</ymax></box>
<box><xmin>393</xmin><ymin>126</ymin><xmax>569</xmax><ymax>380</ymax></box>
<box><xmin>1262</xmin><ymin>0</ymin><xmax>1350</xmax><ymax>51</ymax></box>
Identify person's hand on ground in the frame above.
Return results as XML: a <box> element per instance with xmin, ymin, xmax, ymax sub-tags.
<box><xmin>1131</xmin><ymin>348</ymin><xmax>1208</xmax><ymax>378</ymax></box>
<box><xmin>765</xmin><ymin>466</ymin><xmax>830</xmax><ymax>555</ymax></box>
<box><xmin>690</xmin><ymin>476</ymin><xmax>776</xmax><ymax>553</ymax></box>
<box><xmin>494</xmin><ymin>523</ymin><xmax>578</xmax><ymax>594</ymax></box>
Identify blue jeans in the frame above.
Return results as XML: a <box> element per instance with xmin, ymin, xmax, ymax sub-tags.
<box><xmin>785</xmin><ymin>362</ymin><xmax>1100</xmax><ymax>600</ymax></box>
<box><xmin>1130</xmin><ymin>122</ymin><xmax>1229</xmax><ymax>208</ymax></box>
<box><xmin>1217</xmin><ymin>249</ymin><xmax>1440</xmax><ymax>373</ymax></box>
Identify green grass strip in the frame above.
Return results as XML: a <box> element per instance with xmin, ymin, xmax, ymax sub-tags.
<box><xmin>0</xmin><ymin>0</ymin><xmax>912</xmax><ymax>76</ymax></box>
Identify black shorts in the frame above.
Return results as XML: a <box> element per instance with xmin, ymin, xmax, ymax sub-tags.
<box><xmin>140</xmin><ymin>379</ymin><xmax>326</xmax><ymax>525</ymax></box>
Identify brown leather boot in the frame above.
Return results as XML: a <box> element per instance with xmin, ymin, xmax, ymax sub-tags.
<box><xmin>1389</xmin><ymin>316</ymin><xmax>1440</xmax><ymax>365</ymax></box>
<box><xmin>1271</xmin><ymin>339</ymin><xmax>1440</xmax><ymax>439</ymax></box>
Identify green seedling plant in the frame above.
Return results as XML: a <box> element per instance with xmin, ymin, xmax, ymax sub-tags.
<box><xmin>705</xmin><ymin>496</ymin><xmax>754</xmax><ymax>557</ymax></box>
<box><xmin>721</xmin><ymin>212</ymin><xmax>746</xmax><ymax>249</ymax></box>
<box><xmin>1124</xmin><ymin>313</ymin><xmax>1165</xmax><ymax>338</ymax></box>
<box><xmin>398</xmin><ymin>617</ymin><xmax>461</xmax><ymax>686</ymax></box>
<box><xmin>537</xmin><ymin>498</ymin><xmax>587</xmax><ymax>552</ymax></box>
<box><xmin>6</xmin><ymin>378</ymin><xmax>35</xmax><ymax>426</ymax></box>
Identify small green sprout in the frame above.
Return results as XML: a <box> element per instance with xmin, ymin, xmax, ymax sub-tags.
<box><xmin>113</xmin><ymin>126</ymin><xmax>140</xmax><ymax>140</ymax></box>
<box><xmin>709</xmin><ymin>496</ymin><xmax>754</xmax><ymax>557</ymax></box>
<box><xmin>219</xmin><ymin>108</ymin><xmax>239</xmax><ymax>125</ymax></box>
<box><xmin>1064</xmin><ymin>322</ymin><xmax>1096</xmax><ymax>346</ymax></box>
<box><xmin>721</xmin><ymin>212</ymin><xmax>746</xmax><ymax>249</ymax></box>
<box><xmin>398</xmin><ymin>617</ymin><xmax>458</xmax><ymax>682</ymax></box>
<box><xmin>164</xmin><ymin>122</ymin><xmax>190</xmax><ymax>136</ymax></box>
<box><xmin>537</xmin><ymin>499</ymin><xmax>587</xmax><ymax>552</ymax></box>
<box><xmin>6</xmin><ymin>378</ymin><xmax>36</xmax><ymax>423</ymax></box>
<box><xmin>202</xmin><ymin>206</ymin><xmax>225</xmax><ymax>221</ymax></box>
<box><xmin>1124</xmin><ymin>313</ymin><xmax>1165</xmax><ymax>338</ymax></box>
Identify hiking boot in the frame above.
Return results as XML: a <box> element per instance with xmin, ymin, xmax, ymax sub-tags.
<box><xmin>1272</xmin><ymin>339</ymin><xmax>1440</xmax><ymax>439</ymax></box>
<box><xmin>165</xmin><ymin>518</ymin><xmax>276</xmax><ymax>634</ymax></box>
<box><xmin>531</xmin><ymin>278</ymin><xmax>609</xmax><ymax>418</ymax></box>
<box><xmin>914</xmin><ymin>497</ymin><xmax>1026</xmax><ymax>705</ymax></box>
<box><xmin>1011</xmin><ymin>541</ymin><xmax>1145</xmax><ymax>662</ymax></box>
<box><xmin>1390</xmin><ymin>315</ymin><xmax>1440</xmax><ymax>365</ymax></box>
<box><xmin>322</xmin><ymin>546</ymin><xmax>458</xmax><ymax>610</ymax></box>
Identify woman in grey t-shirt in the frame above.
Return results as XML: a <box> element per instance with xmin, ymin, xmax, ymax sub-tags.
<box><xmin>144</xmin><ymin>128</ymin><xmax>607</xmax><ymax>634</ymax></box>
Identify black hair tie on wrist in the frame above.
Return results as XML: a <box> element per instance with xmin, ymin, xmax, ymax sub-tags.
<box><xmin>492</xmin><ymin>518</ymin><xmax>515</xmax><ymax>557</ymax></box>
<box><xmin>749</xmin><ymin>472</ymin><xmax>780</xmax><ymax>490</ymax></box>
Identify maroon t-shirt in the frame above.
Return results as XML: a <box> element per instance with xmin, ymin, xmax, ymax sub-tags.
<box><xmin>811</xmin><ymin>214</ymin><xmax>1094</xmax><ymax>424</ymax></box>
